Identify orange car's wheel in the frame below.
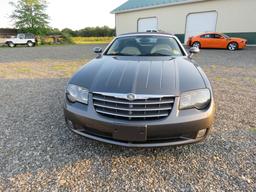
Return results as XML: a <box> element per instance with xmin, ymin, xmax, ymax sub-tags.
<box><xmin>227</xmin><ymin>42</ymin><xmax>238</xmax><ymax>51</ymax></box>
<box><xmin>192</xmin><ymin>41</ymin><xmax>201</xmax><ymax>48</ymax></box>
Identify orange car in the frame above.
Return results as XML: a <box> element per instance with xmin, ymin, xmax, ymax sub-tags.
<box><xmin>187</xmin><ymin>32</ymin><xmax>247</xmax><ymax>51</ymax></box>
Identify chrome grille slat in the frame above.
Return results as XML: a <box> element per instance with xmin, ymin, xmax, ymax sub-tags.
<box><xmin>93</xmin><ymin>93</ymin><xmax>175</xmax><ymax>120</ymax></box>
<box><xmin>94</xmin><ymin>103</ymin><xmax>172</xmax><ymax>112</ymax></box>
<box><xmin>93</xmin><ymin>97</ymin><xmax>174</xmax><ymax>105</ymax></box>
<box><xmin>95</xmin><ymin>109</ymin><xmax>169</xmax><ymax>118</ymax></box>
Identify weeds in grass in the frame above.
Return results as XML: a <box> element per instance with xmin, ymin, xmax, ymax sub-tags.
<box><xmin>249</xmin><ymin>128</ymin><xmax>256</xmax><ymax>133</ymax></box>
<box><xmin>215</xmin><ymin>76</ymin><xmax>222</xmax><ymax>81</ymax></box>
<box><xmin>15</xmin><ymin>68</ymin><xmax>32</xmax><ymax>73</ymax></box>
<box><xmin>244</xmin><ymin>77</ymin><xmax>256</xmax><ymax>84</ymax></box>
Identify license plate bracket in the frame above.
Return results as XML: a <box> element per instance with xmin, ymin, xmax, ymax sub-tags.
<box><xmin>113</xmin><ymin>126</ymin><xmax>147</xmax><ymax>142</ymax></box>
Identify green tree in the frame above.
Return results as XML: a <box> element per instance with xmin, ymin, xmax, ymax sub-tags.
<box><xmin>61</xmin><ymin>28</ymin><xmax>75</xmax><ymax>36</ymax></box>
<box><xmin>10</xmin><ymin>0</ymin><xmax>49</xmax><ymax>35</ymax></box>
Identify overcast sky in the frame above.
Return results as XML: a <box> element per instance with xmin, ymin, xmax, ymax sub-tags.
<box><xmin>0</xmin><ymin>0</ymin><xmax>127</xmax><ymax>29</ymax></box>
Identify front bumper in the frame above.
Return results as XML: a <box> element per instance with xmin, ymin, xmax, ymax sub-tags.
<box><xmin>239</xmin><ymin>41</ymin><xmax>247</xmax><ymax>49</ymax></box>
<box><xmin>64</xmin><ymin>95</ymin><xmax>215</xmax><ymax>147</ymax></box>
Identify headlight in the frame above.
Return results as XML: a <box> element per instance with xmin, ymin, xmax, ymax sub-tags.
<box><xmin>179</xmin><ymin>89</ymin><xmax>211</xmax><ymax>110</ymax></box>
<box><xmin>66</xmin><ymin>84</ymin><xmax>89</xmax><ymax>104</ymax></box>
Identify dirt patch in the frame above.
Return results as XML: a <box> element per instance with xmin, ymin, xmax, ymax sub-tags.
<box><xmin>0</xmin><ymin>60</ymin><xmax>86</xmax><ymax>79</ymax></box>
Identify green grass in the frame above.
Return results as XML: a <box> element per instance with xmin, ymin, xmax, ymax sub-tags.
<box><xmin>71</xmin><ymin>37</ymin><xmax>113</xmax><ymax>44</ymax></box>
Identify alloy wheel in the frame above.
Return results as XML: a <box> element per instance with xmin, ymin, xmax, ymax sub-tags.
<box><xmin>192</xmin><ymin>42</ymin><xmax>200</xmax><ymax>48</ymax></box>
<box><xmin>228</xmin><ymin>43</ymin><xmax>237</xmax><ymax>51</ymax></box>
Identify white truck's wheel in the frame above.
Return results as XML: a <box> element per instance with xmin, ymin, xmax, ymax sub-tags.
<box><xmin>8</xmin><ymin>42</ymin><xmax>15</xmax><ymax>48</ymax></box>
<box><xmin>27</xmin><ymin>41</ymin><xmax>34</xmax><ymax>47</ymax></box>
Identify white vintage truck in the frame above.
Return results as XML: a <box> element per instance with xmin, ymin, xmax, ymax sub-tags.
<box><xmin>5</xmin><ymin>33</ymin><xmax>36</xmax><ymax>47</ymax></box>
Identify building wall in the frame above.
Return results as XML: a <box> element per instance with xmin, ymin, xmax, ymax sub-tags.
<box><xmin>0</xmin><ymin>28</ymin><xmax>17</xmax><ymax>38</ymax></box>
<box><xmin>115</xmin><ymin>0</ymin><xmax>256</xmax><ymax>44</ymax></box>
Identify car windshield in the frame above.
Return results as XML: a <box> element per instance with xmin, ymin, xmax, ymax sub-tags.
<box><xmin>105</xmin><ymin>36</ymin><xmax>184</xmax><ymax>57</ymax></box>
<box><xmin>222</xmin><ymin>34</ymin><xmax>230</xmax><ymax>38</ymax></box>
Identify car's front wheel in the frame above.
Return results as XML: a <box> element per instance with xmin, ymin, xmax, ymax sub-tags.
<box><xmin>27</xmin><ymin>41</ymin><xmax>34</xmax><ymax>47</ymax></box>
<box><xmin>8</xmin><ymin>42</ymin><xmax>15</xmax><ymax>48</ymax></box>
<box><xmin>192</xmin><ymin>41</ymin><xmax>201</xmax><ymax>49</ymax></box>
<box><xmin>227</xmin><ymin>42</ymin><xmax>238</xmax><ymax>51</ymax></box>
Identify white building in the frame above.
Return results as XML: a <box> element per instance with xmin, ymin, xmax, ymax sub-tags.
<box><xmin>112</xmin><ymin>0</ymin><xmax>256</xmax><ymax>44</ymax></box>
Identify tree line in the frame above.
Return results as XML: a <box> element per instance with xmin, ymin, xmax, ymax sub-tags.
<box><xmin>9</xmin><ymin>0</ymin><xmax>115</xmax><ymax>37</ymax></box>
<box><xmin>48</xmin><ymin>27</ymin><xmax>115</xmax><ymax>37</ymax></box>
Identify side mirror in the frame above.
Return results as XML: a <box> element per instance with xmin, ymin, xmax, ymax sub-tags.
<box><xmin>188</xmin><ymin>47</ymin><xmax>200</xmax><ymax>59</ymax></box>
<box><xmin>93</xmin><ymin>47</ymin><xmax>102</xmax><ymax>54</ymax></box>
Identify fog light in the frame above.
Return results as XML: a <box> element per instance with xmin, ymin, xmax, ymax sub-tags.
<box><xmin>197</xmin><ymin>129</ymin><xmax>207</xmax><ymax>138</ymax></box>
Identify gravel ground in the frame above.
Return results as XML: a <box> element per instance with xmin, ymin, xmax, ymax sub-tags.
<box><xmin>0</xmin><ymin>44</ymin><xmax>255</xmax><ymax>67</ymax></box>
<box><xmin>0</xmin><ymin>46</ymin><xmax>255</xmax><ymax>191</ymax></box>
<box><xmin>0</xmin><ymin>44</ymin><xmax>106</xmax><ymax>63</ymax></box>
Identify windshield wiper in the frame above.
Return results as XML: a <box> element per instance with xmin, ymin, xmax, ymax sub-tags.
<box><xmin>107</xmin><ymin>53</ymin><xmax>136</xmax><ymax>56</ymax></box>
<box><xmin>148</xmin><ymin>53</ymin><xmax>173</xmax><ymax>56</ymax></box>
<box><xmin>107</xmin><ymin>53</ymin><xmax>175</xmax><ymax>57</ymax></box>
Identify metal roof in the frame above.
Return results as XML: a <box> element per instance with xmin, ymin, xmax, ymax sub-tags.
<box><xmin>118</xmin><ymin>32</ymin><xmax>175</xmax><ymax>37</ymax></box>
<box><xmin>111</xmin><ymin>0</ymin><xmax>200</xmax><ymax>14</ymax></box>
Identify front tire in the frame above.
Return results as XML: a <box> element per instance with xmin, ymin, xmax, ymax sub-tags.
<box><xmin>227</xmin><ymin>42</ymin><xmax>238</xmax><ymax>51</ymax></box>
<box><xmin>27</xmin><ymin>41</ymin><xmax>34</xmax><ymax>47</ymax></box>
<box><xmin>192</xmin><ymin>41</ymin><xmax>201</xmax><ymax>48</ymax></box>
<box><xmin>8</xmin><ymin>42</ymin><xmax>15</xmax><ymax>48</ymax></box>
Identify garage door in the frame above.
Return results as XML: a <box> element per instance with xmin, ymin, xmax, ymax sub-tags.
<box><xmin>138</xmin><ymin>17</ymin><xmax>158</xmax><ymax>32</ymax></box>
<box><xmin>185</xmin><ymin>11</ymin><xmax>217</xmax><ymax>43</ymax></box>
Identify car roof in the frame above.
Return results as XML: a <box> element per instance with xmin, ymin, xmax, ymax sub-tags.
<box><xmin>199</xmin><ymin>32</ymin><xmax>222</xmax><ymax>35</ymax></box>
<box><xmin>118</xmin><ymin>32</ymin><xmax>175</xmax><ymax>38</ymax></box>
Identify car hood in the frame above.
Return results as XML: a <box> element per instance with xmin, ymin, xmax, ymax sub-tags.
<box><xmin>69</xmin><ymin>56</ymin><xmax>206</xmax><ymax>96</ymax></box>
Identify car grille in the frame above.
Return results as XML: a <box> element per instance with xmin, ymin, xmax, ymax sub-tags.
<box><xmin>93</xmin><ymin>93</ymin><xmax>175</xmax><ymax>120</ymax></box>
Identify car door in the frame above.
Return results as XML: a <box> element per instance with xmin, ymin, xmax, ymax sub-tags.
<box><xmin>211</xmin><ymin>34</ymin><xmax>227</xmax><ymax>48</ymax></box>
<box><xmin>16</xmin><ymin>34</ymin><xmax>26</xmax><ymax>44</ymax></box>
<box><xmin>200</xmin><ymin>34</ymin><xmax>214</xmax><ymax>48</ymax></box>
